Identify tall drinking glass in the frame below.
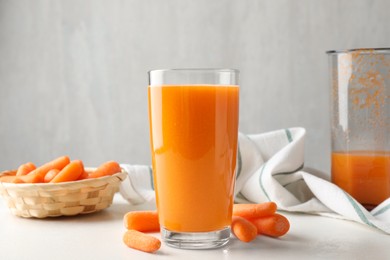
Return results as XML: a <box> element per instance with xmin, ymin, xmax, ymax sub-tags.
<box><xmin>327</xmin><ymin>48</ymin><xmax>390</xmax><ymax>210</ymax></box>
<box><xmin>148</xmin><ymin>69</ymin><xmax>239</xmax><ymax>249</ymax></box>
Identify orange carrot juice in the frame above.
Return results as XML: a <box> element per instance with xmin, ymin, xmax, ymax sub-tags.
<box><xmin>332</xmin><ymin>151</ymin><xmax>390</xmax><ymax>208</ymax></box>
<box><xmin>148</xmin><ymin>85</ymin><xmax>239</xmax><ymax>232</ymax></box>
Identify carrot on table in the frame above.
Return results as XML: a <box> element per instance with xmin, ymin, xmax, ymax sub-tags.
<box><xmin>231</xmin><ymin>216</ymin><xmax>257</xmax><ymax>243</ymax></box>
<box><xmin>44</xmin><ymin>169</ymin><xmax>60</xmax><ymax>183</ymax></box>
<box><xmin>124</xmin><ymin>211</ymin><xmax>160</xmax><ymax>232</ymax></box>
<box><xmin>50</xmin><ymin>160</ymin><xmax>84</xmax><ymax>183</ymax></box>
<box><xmin>88</xmin><ymin>161</ymin><xmax>121</xmax><ymax>179</ymax></box>
<box><xmin>16</xmin><ymin>162</ymin><xmax>36</xmax><ymax>176</ymax></box>
<box><xmin>233</xmin><ymin>202</ymin><xmax>277</xmax><ymax>219</ymax></box>
<box><xmin>28</xmin><ymin>156</ymin><xmax>70</xmax><ymax>179</ymax></box>
<box><xmin>123</xmin><ymin>230</ymin><xmax>161</xmax><ymax>253</ymax></box>
<box><xmin>250</xmin><ymin>213</ymin><xmax>290</xmax><ymax>237</ymax></box>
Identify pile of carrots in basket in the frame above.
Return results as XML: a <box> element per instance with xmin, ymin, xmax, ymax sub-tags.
<box><xmin>0</xmin><ymin>156</ymin><xmax>121</xmax><ymax>184</ymax></box>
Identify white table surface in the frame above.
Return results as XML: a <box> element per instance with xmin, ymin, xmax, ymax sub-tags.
<box><xmin>1</xmin><ymin>194</ymin><xmax>390</xmax><ymax>260</ymax></box>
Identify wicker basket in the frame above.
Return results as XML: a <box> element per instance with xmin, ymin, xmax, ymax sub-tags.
<box><xmin>0</xmin><ymin>168</ymin><xmax>127</xmax><ymax>218</ymax></box>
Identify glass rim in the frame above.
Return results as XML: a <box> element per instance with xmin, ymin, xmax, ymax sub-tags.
<box><xmin>326</xmin><ymin>47</ymin><xmax>390</xmax><ymax>55</ymax></box>
<box><xmin>148</xmin><ymin>68</ymin><xmax>239</xmax><ymax>74</ymax></box>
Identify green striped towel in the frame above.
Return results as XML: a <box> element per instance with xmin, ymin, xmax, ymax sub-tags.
<box><xmin>120</xmin><ymin>127</ymin><xmax>390</xmax><ymax>234</ymax></box>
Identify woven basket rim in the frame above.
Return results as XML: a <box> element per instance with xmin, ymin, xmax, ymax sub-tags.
<box><xmin>0</xmin><ymin>168</ymin><xmax>127</xmax><ymax>189</ymax></box>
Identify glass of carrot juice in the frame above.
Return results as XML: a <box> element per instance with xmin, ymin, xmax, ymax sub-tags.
<box><xmin>327</xmin><ymin>48</ymin><xmax>390</xmax><ymax>210</ymax></box>
<box><xmin>148</xmin><ymin>69</ymin><xmax>239</xmax><ymax>249</ymax></box>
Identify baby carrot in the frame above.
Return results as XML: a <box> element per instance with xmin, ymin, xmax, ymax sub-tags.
<box><xmin>124</xmin><ymin>211</ymin><xmax>160</xmax><ymax>232</ymax></box>
<box><xmin>44</xmin><ymin>169</ymin><xmax>60</xmax><ymax>183</ymax></box>
<box><xmin>13</xmin><ymin>173</ymin><xmax>43</xmax><ymax>183</ymax></box>
<box><xmin>0</xmin><ymin>170</ymin><xmax>16</xmax><ymax>176</ymax></box>
<box><xmin>88</xmin><ymin>161</ymin><xmax>121</xmax><ymax>179</ymax></box>
<box><xmin>16</xmin><ymin>162</ymin><xmax>36</xmax><ymax>176</ymax></box>
<box><xmin>231</xmin><ymin>216</ymin><xmax>257</xmax><ymax>243</ymax></box>
<box><xmin>77</xmin><ymin>169</ymin><xmax>89</xmax><ymax>180</ymax></box>
<box><xmin>0</xmin><ymin>175</ymin><xmax>19</xmax><ymax>183</ymax></box>
<box><xmin>28</xmin><ymin>156</ymin><xmax>70</xmax><ymax>179</ymax></box>
<box><xmin>123</xmin><ymin>230</ymin><xmax>161</xmax><ymax>253</ymax></box>
<box><xmin>250</xmin><ymin>213</ymin><xmax>290</xmax><ymax>237</ymax></box>
<box><xmin>0</xmin><ymin>172</ymin><xmax>42</xmax><ymax>183</ymax></box>
<box><xmin>50</xmin><ymin>160</ymin><xmax>84</xmax><ymax>183</ymax></box>
<box><xmin>233</xmin><ymin>202</ymin><xmax>277</xmax><ymax>219</ymax></box>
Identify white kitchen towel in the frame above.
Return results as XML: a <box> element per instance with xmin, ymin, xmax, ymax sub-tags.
<box><xmin>119</xmin><ymin>127</ymin><xmax>390</xmax><ymax>234</ymax></box>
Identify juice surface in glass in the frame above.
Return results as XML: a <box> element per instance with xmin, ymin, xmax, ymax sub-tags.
<box><xmin>148</xmin><ymin>84</ymin><xmax>239</xmax><ymax>232</ymax></box>
<box><xmin>331</xmin><ymin>151</ymin><xmax>390</xmax><ymax>208</ymax></box>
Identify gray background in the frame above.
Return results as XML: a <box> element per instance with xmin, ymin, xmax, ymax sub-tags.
<box><xmin>0</xmin><ymin>0</ymin><xmax>389</xmax><ymax>175</ymax></box>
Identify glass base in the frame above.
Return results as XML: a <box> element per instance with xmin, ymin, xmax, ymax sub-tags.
<box><xmin>161</xmin><ymin>226</ymin><xmax>231</xmax><ymax>249</ymax></box>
